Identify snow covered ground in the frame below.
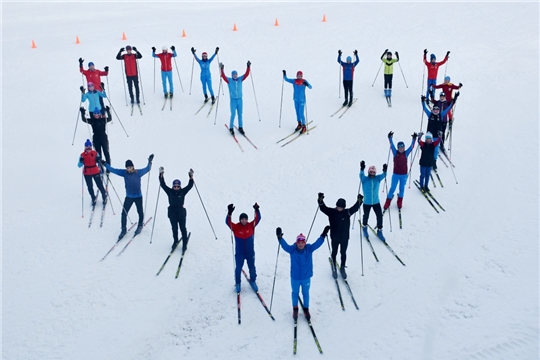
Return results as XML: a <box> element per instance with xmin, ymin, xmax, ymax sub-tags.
<box><xmin>2</xmin><ymin>2</ymin><xmax>539</xmax><ymax>359</ymax></box>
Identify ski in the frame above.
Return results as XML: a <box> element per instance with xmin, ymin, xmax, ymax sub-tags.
<box><xmin>161</xmin><ymin>96</ymin><xmax>168</xmax><ymax>111</ymax></box>
<box><xmin>237</xmin><ymin>292</ymin><xmax>241</xmax><ymax>325</ymax></box>
<box><xmin>386</xmin><ymin>97</ymin><xmax>392</xmax><ymax>107</ymax></box>
<box><xmin>430</xmin><ymin>173</ymin><xmax>437</xmax><ymax>188</ymax></box>
<box><xmin>194</xmin><ymin>100</ymin><xmax>209</xmax><ymax>115</ymax></box>
<box><xmin>328</xmin><ymin>257</ymin><xmax>345</xmax><ymax>310</ymax></box>
<box><xmin>367</xmin><ymin>225</ymin><xmax>406</xmax><ymax>266</ymax></box>
<box><xmin>335</xmin><ymin>262</ymin><xmax>359</xmax><ymax>310</ymax></box>
<box><xmin>276</xmin><ymin>121</ymin><xmax>314</xmax><ymax>144</ymax></box>
<box><xmin>338</xmin><ymin>98</ymin><xmax>358</xmax><ymax>118</ymax></box>
<box><xmin>280</xmin><ymin>126</ymin><xmax>318</xmax><ymax>147</ymax></box>
<box><xmin>175</xmin><ymin>233</ymin><xmax>192</xmax><ymax>278</ymax></box>
<box><xmin>234</xmin><ymin>126</ymin><xmax>258</xmax><ymax>149</ymax></box>
<box><xmin>169</xmin><ymin>96</ymin><xmax>173</xmax><ymax>111</ymax></box>
<box><xmin>138</xmin><ymin>104</ymin><xmax>143</xmax><ymax>115</ymax></box>
<box><xmin>359</xmin><ymin>220</ymin><xmax>379</xmax><ymax>261</ymax></box>
<box><xmin>330</xmin><ymin>104</ymin><xmax>346</xmax><ymax>117</ymax></box>
<box><xmin>293</xmin><ymin>318</ymin><xmax>298</xmax><ymax>355</ymax></box>
<box><xmin>87</xmin><ymin>189</ymin><xmax>101</xmax><ymax>228</ymax></box>
<box><xmin>298</xmin><ymin>296</ymin><xmax>323</xmax><ymax>354</ymax></box>
<box><xmin>206</xmin><ymin>96</ymin><xmax>218</xmax><ymax>117</ymax></box>
<box><xmin>224</xmin><ymin>124</ymin><xmax>244</xmax><ymax>152</ymax></box>
<box><xmin>241</xmin><ymin>269</ymin><xmax>275</xmax><ymax>320</ymax></box>
<box><xmin>440</xmin><ymin>149</ymin><xmax>455</xmax><ymax>167</ymax></box>
<box><xmin>99</xmin><ymin>176</ymin><xmax>109</xmax><ymax>228</ymax></box>
<box><xmin>438</xmin><ymin>154</ymin><xmax>449</xmax><ymax>168</ymax></box>
<box><xmin>117</xmin><ymin>217</ymin><xmax>153</xmax><ymax>256</ymax></box>
<box><xmin>413</xmin><ymin>180</ymin><xmax>439</xmax><ymax>213</ymax></box>
<box><xmin>434</xmin><ymin>169</ymin><xmax>444</xmax><ymax>188</ymax></box>
<box><xmin>398</xmin><ymin>208</ymin><xmax>402</xmax><ymax>229</ymax></box>
<box><xmin>156</xmin><ymin>232</ymin><xmax>190</xmax><ymax>276</ymax></box>
<box><xmin>415</xmin><ymin>181</ymin><xmax>445</xmax><ymax>211</ymax></box>
<box><xmin>100</xmin><ymin>221</ymin><xmax>138</xmax><ymax>261</ymax></box>
<box><xmin>131</xmin><ymin>104</ymin><xmax>134</xmax><ymax>116</ymax></box>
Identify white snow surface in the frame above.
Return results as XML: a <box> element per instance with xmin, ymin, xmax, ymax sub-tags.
<box><xmin>2</xmin><ymin>2</ymin><xmax>539</xmax><ymax>359</ymax></box>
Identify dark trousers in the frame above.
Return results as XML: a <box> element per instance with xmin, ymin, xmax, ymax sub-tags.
<box><xmin>168</xmin><ymin>207</ymin><xmax>188</xmax><ymax>245</ymax></box>
<box><xmin>343</xmin><ymin>80</ymin><xmax>353</xmax><ymax>101</ymax></box>
<box><xmin>93</xmin><ymin>135</ymin><xmax>111</xmax><ymax>165</ymax></box>
<box><xmin>127</xmin><ymin>75</ymin><xmax>140</xmax><ymax>103</ymax></box>
<box><xmin>235</xmin><ymin>251</ymin><xmax>256</xmax><ymax>285</ymax></box>
<box><xmin>384</xmin><ymin>74</ymin><xmax>393</xmax><ymax>89</ymax></box>
<box><xmin>84</xmin><ymin>174</ymin><xmax>106</xmax><ymax>201</ymax></box>
<box><xmin>331</xmin><ymin>237</ymin><xmax>350</xmax><ymax>267</ymax></box>
<box><xmin>362</xmin><ymin>203</ymin><xmax>383</xmax><ymax>229</ymax></box>
<box><xmin>121</xmin><ymin>196</ymin><xmax>144</xmax><ymax>229</ymax></box>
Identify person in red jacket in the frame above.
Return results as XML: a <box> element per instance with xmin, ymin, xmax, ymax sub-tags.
<box><xmin>78</xmin><ymin>139</ymin><xmax>107</xmax><ymax>207</ymax></box>
<box><xmin>423</xmin><ymin>49</ymin><xmax>449</xmax><ymax>100</ymax></box>
<box><xmin>434</xmin><ymin>76</ymin><xmax>462</xmax><ymax>121</ymax></box>
<box><xmin>152</xmin><ymin>45</ymin><xmax>177</xmax><ymax>98</ymax></box>
<box><xmin>116</xmin><ymin>45</ymin><xmax>143</xmax><ymax>104</ymax></box>
<box><xmin>79</xmin><ymin>58</ymin><xmax>109</xmax><ymax>91</ymax></box>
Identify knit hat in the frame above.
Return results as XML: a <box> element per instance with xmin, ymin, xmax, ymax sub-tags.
<box><xmin>126</xmin><ymin>45</ymin><xmax>132</xmax><ymax>50</ymax></box>
<box><xmin>239</xmin><ymin>213</ymin><xmax>248</xmax><ymax>221</ymax></box>
<box><xmin>202</xmin><ymin>52</ymin><xmax>208</xmax><ymax>56</ymax></box>
<box><xmin>425</xmin><ymin>132</ymin><xmax>433</xmax><ymax>140</ymax></box>
<box><xmin>93</xmin><ymin>107</ymin><xmax>101</xmax><ymax>116</ymax></box>
<box><xmin>430</xmin><ymin>54</ymin><xmax>436</xmax><ymax>60</ymax></box>
<box><xmin>162</xmin><ymin>46</ymin><xmax>168</xmax><ymax>51</ymax></box>
<box><xmin>172</xmin><ymin>179</ymin><xmax>181</xmax><ymax>186</ymax></box>
<box><xmin>346</xmin><ymin>56</ymin><xmax>352</xmax><ymax>62</ymax></box>
<box><xmin>397</xmin><ymin>141</ymin><xmax>405</xmax><ymax>148</ymax></box>
<box><xmin>231</xmin><ymin>70</ymin><xmax>238</xmax><ymax>77</ymax></box>
<box><xmin>87</xmin><ymin>82</ymin><xmax>94</xmax><ymax>87</ymax></box>
<box><xmin>296</xmin><ymin>234</ymin><xmax>306</xmax><ymax>243</ymax></box>
<box><xmin>368</xmin><ymin>165</ymin><xmax>377</xmax><ymax>173</ymax></box>
<box><xmin>125</xmin><ymin>159</ymin><xmax>134</xmax><ymax>168</ymax></box>
<box><xmin>88</xmin><ymin>62</ymin><xmax>95</xmax><ymax>67</ymax></box>
<box><xmin>296</xmin><ymin>71</ymin><xmax>303</xmax><ymax>77</ymax></box>
<box><xmin>440</xmin><ymin>92</ymin><xmax>446</xmax><ymax>98</ymax></box>
<box><xmin>445</xmin><ymin>76</ymin><xmax>451</xmax><ymax>82</ymax></box>
<box><xmin>84</xmin><ymin>139</ymin><xmax>92</xmax><ymax>148</ymax></box>
<box><xmin>336</xmin><ymin>198</ymin><xmax>346</xmax><ymax>208</ymax></box>
<box><xmin>432</xmin><ymin>105</ymin><xmax>440</xmax><ymax>111</ymax></box>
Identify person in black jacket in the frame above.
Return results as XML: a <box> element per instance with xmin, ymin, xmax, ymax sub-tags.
<box><xmin>159</xmin><ymin>167</ymin><xmax>194</xmax><ymax>251</ymax></box>
<box><xmin>80</xmin><ymin>106</ymin><xmax>112</xmax><ymax>166</ymax></box>
<box><xmin>317</xmin><ymin>192</ymin><xmax>363</xmax><ymax>279</ymax></box>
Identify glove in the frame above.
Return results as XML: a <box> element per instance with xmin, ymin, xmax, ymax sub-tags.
<box><xmin>321</xmin><ymin>225</ymin><xmax>331</xmax><ymax>237</ymax></box>
<box><xmin>159</xmin><ymin>166</ymin><xmax>164</xmax><ymax>174</ymax></box>
<box><xmin>395</xmin><ymin>51</ymin><xmax>399</xmax><ymax>57</ymax></box>
<box><xmin>421</xmin><ymin>95</ymin><xmax>426</xmax><ymax>102</ymax></box>
<box><xmin>282</xmin><ymin>70</ymin><xmax>286</xmax><ymax>76</ymax></box>
<box><xmin>412</xmin><ymin>132</ymin><xmax>418</xmax><ymax>139</ymax></box>
<box><xmin>104</xmin><ymin>66</ymin><xmax>109</xmax><ymax>72</ymax></box>
<box><xmin>318</xmin><ymin>192</ymin><xmax>324</xmax><ymax>202</ymax></box>
<box><xmin>100</xmin><ymin>159</ymin><xmax>106</xmax><ymax>166</ymax></box>
<box><xmin>215</xmin><ymin>47</ymin><xmax>219</xmax><ymax>54</ymax></box>
<box><xmin>80</xmin><ymin>86</ymin><xmax>85</xmax><ymax>93</ymax></box>
<box><xmin>388</xmin><ymin>131</ymin><xmax>394</xmax><ymax>139</ymax></box>
<box><xmin>247</xmin><ymin>60</ymin><xmax>251</xmax><ymax>68</ymax></box>
<box><xmin>119</xmin><ymin>47</ymin><xmax>125</xmax><ymax>52</ymax></box>
<box><xmin>148</xmin><ymin>154</ymin><xmax>154</xmax><ymax>163</ymax></box>
<box><xmin>219</xmin><ymin>62</ymin><xmax>224</xmax><ymax>69</ymax></box>
<box><xmin>227</xmin><ymin>204</ymin><xmax>235</xmax><ymax>215</ymax></box>
<box><xmin>276</xmin><ymin>227</ymin><xmax>283</xmax><ymax>240</ymax></box>
<box><xmin>360</xmin><ymin>160</ymin><xmax>365</xmax><ymax>171</ymax></box>
<box><xmin>303</xmin><ymin>81</ymin><xmax>309</xmax><ymax>86</ymax></box>
<box><xmin>171</xmin><ymin>46</ymin><xmax>176</xmax><ymax>51</ymax></box>
<box><xmin>353</xmin><ymin>49</ymin><xmax>358</xmax><ymax>56</ymax></box>
<box><xmin>79</xmin><ymin>58</ymin><xmax>84</xmax><ymax>65</ymax></box>
<box><xmin>101</xmin><ymin>82</ymin><xmax>105</xmax><ymax>90</ymax></box>
<box><xmin>384</xmin><ymin>48</ymin><xmax>389</xmax><ymax>53</ymax></box>
<box><xmin>382</xmin><ymin>163</ymin><xmax>388</xmax><ymax>173</ymax></box>
<box><xmin>357</xmin><ymin>193</ymin><xmax>364</xmax><ymax>203</ymax></box>
<box><xmin>188</xmin><ymin>169</ymin><xmax>194</xmax><ymax>179</ymax></box>
<box><xmin>253</xmin><ymin>202</ymin><xmax>259</xmax><ymax>211</ymax></box>
<box><xmin>459</xmin><ymin>82</ymin><xmax>463</xmax><ymax>87</ymax></box>
<box><xmin>152</xmin><ymin>46</ymin><xmax>156</xmax><ymax>52</ymax></box>
<box><xmin>446</xmin><ymin>51</ymin><xmax>450</xmax><ymax>57</ymax></box>
<box><xmin>418</xmin><ymin>131</ymin><xmax>424</xmax><ymax>138</ymax></box>
<box><xmin>191</xmin><ymin>47</ymin><xmax>196</xmax><ymax>54</ymax></box>
<box><xmin>132</xmin><ymin>46</ymin><xmax>137</xmax><ymax>51</ymax></box>
<box><xmin>455</xmin><ymin>92</ymin><xmax>460</xmax><ymax>99</ymax></box>
<box><xmin>424</xmin><ymin>49</ymin><xmax>428</xmax><ymax>54</ymax></box>
<box><xmin>338</xmin><ymin>50</ymin><xmax>342</xmax><ymax>56</ymax></box>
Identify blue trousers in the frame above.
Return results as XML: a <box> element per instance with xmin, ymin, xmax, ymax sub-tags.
<box><xmin>291</xmin><ymin>278</ymin><xmax>311</xmax><ymax>307</ymax></box>
<box><xmin>229</xmin><ymin>98</ymin><xmax>243</xmax><ymax>128</ymax></box>
<box><xmin>387</xmin><ymin>173</ymin><xmax>408</xmax><ymax>199</ymax></box>
<box><xmin>434</xmin><ymin>138</ymin><xmax>440</xmax><ymax>160</ymax></box>
<box><xmin>426</xmin><ymin>79</ymin><xmax>436</xmax><ymax>98</ymax></box>
<box><xmin>419</xmin><ymin>166</ymin><xmax>432</xmax><ymax>188</ymax></box>
<box><xmin>235</xmin><ymin>251</ymin><xmax>256</xmax><ymax>285</ymax></box>
<box><xmin>201</xmin><ymin>78</ymin><xmax>214</xmax><ymax>97</ymax></box>
<box><xmin>161</xmin><ymin>71</ymin><xmax>174</xmax><ymax>95</ymax></box>
<box><xmin>294</xmin><ymin>101</ymin><xmax>306</xmax><ymax>125</ymax></box>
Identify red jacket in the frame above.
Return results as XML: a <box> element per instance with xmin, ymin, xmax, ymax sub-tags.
<box><xmin>80</xmin><ymin>149</ymin><xmax>100</xmax><ymax>176</ymax></box>
<box><xmin>120</xmin><ymin>53</ymin><xmax>139</xmax><ymax>77</ymax></box>
<box><xmin>80</xmin><ymin>67</ymin><xmax>108</xmax><ymax>91</ymax></box>
<box><xmin>434</xmin><ymin>82</ymin><xmax>460</xmax><ymax>100</ymax></box>
<box><xmin>155</xmin><ymin>52</ymin><xmax>174</xmax><ymax>72</ymax></box>
<box><xmin>423</xmin><ymin>55</ymin><xmax>448</xmax><ymax>80</ymax></box>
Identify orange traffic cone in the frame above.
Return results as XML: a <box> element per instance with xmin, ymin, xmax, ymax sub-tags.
<box><xmin>31</xmin><ymin>40</ymin><xmax>37</xmax><ymax>49</ymax></box>
<box><xmin>76</xmin><ymin>35</ymin><xmax>81</xmax><ymax>44</ymax></box>
<box><xmin>274</xmin><ymin>18</ymin><xmax>279</xmax><ymax>26</ymax></box>
<box><xmin>182</xmin><ymin>29</ymin><xmax>187</xmax><ymax>37</ymax></box>
<box><xmin>122</xmin><ymin>32</ymin><xmax>127</xmax><ymax>40</ymax></box>
<box><xmin>233</xmin><ymin>23</ymin><xmax>238</xmax><ymax>31</ymax></box>
<box><xmin>322</xmin><ymin>14</ymin><xmax>327</xmax><ymax>22</ymax></box>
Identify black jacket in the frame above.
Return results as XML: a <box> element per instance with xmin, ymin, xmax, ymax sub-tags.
<box><xmin>159</xmin><ymin>176</ymin><xmax>194</xmax><ymax>211</ymax></box>
<box><xmin>319</xmin><ymin>200</ymin><xmax>360</xmax><ymax>241</ymax></box>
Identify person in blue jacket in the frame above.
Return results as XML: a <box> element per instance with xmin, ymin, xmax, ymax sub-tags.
<box><xmin>276</xmin><ymin>226</ymin><xmax>327</xmax><ymax>321</ymax></box>
<box><xmin>102</xmin><ymin>154</ymin><xmax>153</xmax><ymax>240</ymax></box>
<box><xmin>360</xmin><ymin>160</ymin><xmax>388</xmax><ymax>241</ymax></box>
<box><xmin>80</xmin><ymin>82</ymin><xmax>109</xmax><ymax>117</ymax></box>
<box><xmin>337</xmin><ymin>49</ymin><xmax>359</xmax><ymax>106</ymax></box>
<box><xmin>283</xmin><ymin>70</ymin><xmax>312</xmax><ymax>134</ymax></box>
<box><xmin>220</xmin><ymin>62</ymin><xmax>251</xmax><ymax>136</ymax></box>
<box><xmin>384</xmin><ymin>131</ymin><xmax>416</xmax><ymax>210</ymax></box>
<box><xmin>191</xmin><ymin>46</ymin><xmax>218</xmax><ymax>104</ymax></box>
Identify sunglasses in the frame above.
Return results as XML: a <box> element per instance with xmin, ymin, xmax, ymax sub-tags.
<box><xmin>173</xmin><ymin>185</ymin><xmax>180</xmax><ymax>188</ymax></box>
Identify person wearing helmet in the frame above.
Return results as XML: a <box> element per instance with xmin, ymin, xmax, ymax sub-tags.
<box><xmin>226</xmin><ymin>202</ymin><xmax>261</xmax><ymax>293</ymax></box>
<box><xmin>276</xmin><ymin>225</ymin><xmax>327</xmax><ymax>321</ymax></box>
<box><xmin>417</xmin><ymin>132</ymin><xmax>441</xmax><ymax>192</ymax></box>
<box><xmin>152</xmin><ymin>45</ymin><xmax>177</xmax><ymax>98</ymax></box>
<box><xmin>116</xmin><ymin>45</ymin><xmax>143</xmax><ymax>104</ymax></box>
<box><xmin>78</xmin><ymin>139</ymin><xmax>108</xmax><ymax>207</ymax></box>
<box><xmin>317</xmin><ymin>192</ymin><xmax>363</xmax><ymax>279</ymax></box>
<box><xmin>359</xmin><ymin>161</ymin><xmax>388</xmax><ymax>241</ymax></box>
<box><xmin>159</xmin><ymin>167</ymin><xmax>194</xmax><ymax>252</ymax></box>
<box><xmin>380</xmin><ymin>49</ymin><xmax>399</xmax><ymax>99</ymax></box>
<box><xmin>283</xmin><ymin>69</ymin><xmax>313</xmax><ymax>133</ymax></box>
<box><xmin>337</xmin><ymin>49</ymin><xmax>359</xmax><ymax>106</ymax></box>
<box><xmin>220</xmin><ymin>61</ymin><xmax>251</xmax><ymax>135</ymax></box>
<box><xmin>191</xmin><ymin>46</ymin><xmax>219</xmax><ymax>104</ymax></box>
<box><xmin>384</xmin><ymin>131</ymin><xmax>416</xmax><ymax>211</ymax></box>
<box><xmin>423</xmin><ymin>49</ymin><xmax>449</xmax><ymax>101</ymax></box>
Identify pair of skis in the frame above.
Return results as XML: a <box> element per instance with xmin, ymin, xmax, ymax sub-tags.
<box><xmin>161</xmin><ymin>95</ymin><xmax>173</xmax><ymax>111</ymax></box>
<box><xmin>88</xmin><ymin>176</ymin><xmax>110</xmax><ymax>228</ymax></box>
<box><xmin>235</xmin><ymin>269</ymin><xmax>275</xmax><ymax>325</ymax></box>
<box><xmin>155</xmin><ymin>233</ymin><xmax>191</xmax><ymax>278</ymax></box>
<box><xmin>194</xmin><ymin>97</ymin><xmax>218</xmax><ymax>117</ymax></box>
<box><xmin>100</xmin><ymin>217</ymin><xmax>153</xmax><ymax>261</ymax></box>
<box><xmin>328</xmin><ymin>257</ymin><xmax>359</xmax><ymax>311</ymax></box>
<box><xmin>360</xmin><ymin>221</ymin><xmax>405</xmax><ymax>266</ymax></box>
<box><xmin>294</xmin><ymin>296</ymin><xmax>323</xmax><ymax>355</ymax></box>
<box><xmin>277</xmin><ymin>123</ymin><xmax>318</xmax><ymax>147</ymax></box>
<box><xmin>330</xmin><ymin>98</ymin><xmax>357</xmax><ymax>118</ymax></box>
<box><xmin>413</xmin><ymin>180</ymin><xmax>445</xmax><ymax>212</ymax></box>
<box><xmin>130</xmin><ymin>104</ymin><xmax>143</xmax><ymax>116</ymax></box>
<box><xmin>224</xmin><ymin>124</ymin><xmax>258</xmax><ymax>152</ymax></box>
<box><xmin>385</xmin><ymin>96</ymin><xmax>392</xmax><ymax>107</ymax></box>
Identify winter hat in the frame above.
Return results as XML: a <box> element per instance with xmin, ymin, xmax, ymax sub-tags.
<box><xmin>296</xmin><ymin>234</ymin><xmax>306</xmax><ymax>243</ymax></box>
<box><xmin>425</xmin><ymin>132</ymin><xmax>433</xmax><ymax>140</ymax></box>
<box><xmin>440</xmin><ymin>92</ymin><xmax>446</xmax><ymax>98</ymax></box>
<box><xmin>87</xmin><ymin>82</ymin><xmax>94</xmax><ymax>87</ymax></box>
<box><xmin>126</xmin><ymin>45</ymin><xmax>132</xmax><ymax>50</ymax></box>
<box><xmin>346</xmin><ymin>56</ymin><xmax>352</xmax><ymax>62</ymax></box>
<box><xmin>432</xmin><ymin>105</ymin><xmax>440</xmax><ymax>111</ymax></box>
<box><xmin>84</xmin><ymin>139</ymin><xmax>92</xmax><ymax>148</ymax></box>
<box><xmin>172</xmin><ymin>179</ymin><xmax>181</xmax><ymax>187</ymax></box>
<box><xmin>296</xmin><ymin>71</ymin><xmax>303</xmax><ymax>77</ymax></box>
<box><xmin>445</xmin><ymin>76</ymin><xmax>451</xmax><ymax>82</ymax></box>
<box><xmin>93</xmin><ymin>107</ymin><xmax>101</xmax><ymax>116</ymax></box>
<box><xmin>397</xmin><ymin>141</ymin><xmax>405</xmax><ymax>148</ymax></box>
<box><xmin>336</xmin><ymin>198</ymin><xmax>346</xmax><ymax>208</ymax></box>
<box><xmin>162</xmin><ymin>46</ymin><xmax>168</xmax><ymax>51</ymax></box>
<box><xmin>231</xmin><ymin>70</ymin><xmax>238</xmax><ymax>77</ymax></box>
<box><xmin>125</xmin><ymin>159</ymin><xmax>134</xmax><ymax>168</ymax></box>
<box><xmin>368</xmin><ymin>165</ymin><xmax>377</xmax><ymax>173</ymax></box>
<box><xmin>88</xmin><ymin>62</ymin><xmax>95</xmax><ymax>67</ymax></box>
<box><xmin>239</xmin><ymin>213</ymin><xmax>248</xmax><ymax>221</ymax></box>
<box><xmin>430</xmin><ymin>54</ymin><xmax>436</xmax><ymax>60</ymax></box>
<box><xmin>202</xmin><ymin>52</ymin><xmax>208</xmax><ymax>56</ymax></box>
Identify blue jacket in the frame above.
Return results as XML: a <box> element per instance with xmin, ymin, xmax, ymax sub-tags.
<box><xmin>280</xmin><ymin>236</ymin><xmax>324</xmax><ymax>281</ymax></box>
<box><xmin>82</xmin><ymin>90</ymin><xmax>107</xmax><ymax>112</ymax></box>
<box><xmin>194</xmin><ymin>53</ymin><xmax>217</xmax><ymax>80</ymax></box>
<box><xmin>337</xmin><ymin>54</ymin><xmax>359</xmax><ymax>80</ymax></box>
<box><xmin>105</xmin><ymin>162</ymin><xmax>151</xmax><ymax>198</ymax></box>
<box><xmin>284</xmin><ymin>76</ymin><xmax>312</xmax><ymax>102</ymax></box>
<box><xmin>360</xmin><ymin>170</ymin><xmax>386</xmax><ymax>205</ymax></box>
<box><xmin>221</xmin><ymin>68</ymin><xmax>250</xmax><ymax>99</ymax></box>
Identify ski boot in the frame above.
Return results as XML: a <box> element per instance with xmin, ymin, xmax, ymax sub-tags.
<box><xmin>342</xmin><ymin>99</ymin><xmax>348</xmax><ymax>106</ymax></box>
<box><xmin>136</xmin><ymin>96</ymin><xmax>140</xmax><ymax>104</ymax></box>
<box><xmin>164</xmin><ymin>93</ymin><xmax>168</xmax><ymax>99</ymax></box>
<box><xmin>331</xmin><ymin>261</ymin><xmax>338</xmax><ymax>279</ymax></box>
<box><xmin>300</xmin><ymin>125</ymin><xmax>307</xmax><ymax>134</ymax></box>
<box><xmin>134</xmin><ymin>224</ymin><xmax>143</xmax><ymax>235</ymax></box>
<box><xmin>362</xmin><ymin>225</ymin><xmax>369</xmax><ymax>239</ymax></box>
<box><xmin>250</xmin><ymin>281</ymin><xmax>258</xmax><ymax>292</ymax></box>
<box><xmin>211</xmin><ymin>95</ymin><xmax>216</xmax><ymax>105</ymax></box>
<box><xmin>102</xmin><ymin>195</ymin><xmax>108</xmax><ymax>205</ymax></box>
<box><xmin>118</xmin><ymin>228</ymin><xmax>127</xmax><ymax>240</ymax></box>
<box><xmin>91</xmin><ymin>196</ymin><xmax>97</xmax><ymax>207</ymax></box>
<box><xmin>294</xmin><ymin>122</ymin><xmax>302</xmax><ymax>132</ymax></box>
<box><xmin>348</xmin><ymin>98</ymin><xmax>353</xmax><ymax>107</ymax></box>
<box><xmin>204</xmin><ymin>94</ymin><xmax>209</xmax><ymax>103</ymax></box>
<box><xmin>169</xmin><ymin>92</ymin><xmax>174</xmax><ymax>99</ymax></box>
<box><xmin>340</xmin><ymin>266</ymin><xmax>347</xmax><ymax>279</ymax></box>
<box><xmin>377</xmin><ymin>228</ymin><xmax>386</xmax><ymax>242</ymax></box>
<box><xmin>397</xmin><ymin>197</ymin><xmax>403</xmax><ymax>209</ymax></box>
<box><xmin>383</xmin><ymin>197</ymin><xmax>392</xmax><ymax>210</ymax></box>
<box><xmin>229</xmin><ymin>128</ymin><xmax>235</xmax><ymax>135</ymax></box>
<box><xmin>292</xmin><ymin>306</ymin><xmax>299</xmax><ymax>321</ymax></box>
<box><xmin>235</xmin><ymin>283</ymin><xmax>241</xmax><ymax>293</ymax></box>
<box><xmin>238</xmin><ymin>127</ymin><xmax>245</xmax><ymax>135</ymax></box>
<box><xmin>303</xmin><ymin>307</ymin><xmax>311</xmax><ymax>321</ymax></box>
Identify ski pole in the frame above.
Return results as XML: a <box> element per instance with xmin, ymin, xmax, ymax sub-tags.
<box><xmin>144</xmin><ymin>163</ymin><xmax>152</xmax><ymax>216</ymax></box>
<box><xmin>249</xmin><ymin>65</ymin><xmax>262</xmax><ymax>121</ymax></box>
<box><xmin>106</xmin><ymin>76</ymin><xmax>112</xmax><ymax>102</ymax></box>
<box><xmin>305</xmin><ymin>100</ymin><xmax>309</xmax><ymax>134</ymax></box>
<box><xmin>398</xmin><ymin>61</ymin><xmax>408</xmax><ymax>88</ymax></box>
<box><xmin>120</xmin><ymin>60</ymin><xmax>128</xmax><ymax>106</ymax></box>
<box><xmin>153</xmin><ymin>56</ymin><xmax>156</xmax><ymax>94</ymax></box>
<box><xmin>106</xmin><ymin>100</ymin><xmax>129</xmax><ymax>137</ymax></box>
<box><xmin>371</xmin><ymin>62</ymin><xmax>383</xmax><ymax>87</ymax></box>
<box><xmin>269</xmin><ymin>241</ymin><xmax>280</xmax><ymax>312</ymax></box>
<box><xmin>189</xmin><ymin>55</ymin><xmax>194</xmax><ymax>95</ymax></box>
<box><xmin>72</xmin><ymin>103</ymin><xmax>83</xmax><ymax>145</ymax></box>
<box><xmin>351</xmin><ymin>162</ymin><xmax>363</xmax><ymax>229</ymax></box>
<box><xmin>105</xmin><ymin>173</ymin><xmax>134</xmax><ymax>225</ymax></box>
<box><xmin>359</xmin><ymin>214</ymin><xmax>364</xmax><ymax>277</ymax></box>
<box><xmin>149</xmin><ymin>185</ymin><xmax>161</xmax><ymax>244</ymax></box>
<box><xmin>407</xmin><ymin>144</ymin><xmax>420</xmax><ymax>189</ymax></box>
<box><xmin>217</xmin><ymin>54</ymin><xmax>224</xmax><ymax>96</ymax></box>
<box><xmin>278</xmin><ymin>76</ymin><xmax>284</xmax><ymax>128</ymax></box>
<box><xmin>382</xmin><ymin>146</ymin><xmax>391</xmax><ymax>192</ymax></box>
<box><xmin>305</xmin><ymin>206</ymin><xmax>319</xmax><ymax>241</ymax></box>
<box><xmin>214</xmin><ymin>77</ymin><xmax>223</xmax><ymax>125</ymax></box>
<box><xmin>191</xmin><ymin>169</ymin><xmax>217</xmax><ymax>239</ymax></box>
<box><xmin>173</xmin><ymin>57</ymin><xmax>184</xmax><ymax>93</ymax></box>
<box><xmin>136</xmin><ymin>57</ymin><xmax>146</xmax><ymax>105</ymax></box>
<box><xmin>338</xmin><ymin>64</ymin><xmax>342</xmax><ymax>98</ymax></box>
<box><xmin>81</xmin><ymin>170</ymin><xmax>85</xmax><ymax>218</ymax></box>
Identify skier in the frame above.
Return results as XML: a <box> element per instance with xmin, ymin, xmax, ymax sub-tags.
<box><xmin>79</xmin><ymin>58</ymin><xmax>109</xmax><ymax>110</ymax></box>
<box><xmin>421</xmin><ymin>94</ymin><xmax>455</xmax><ymax>167</ymax></box>
<box><xmin>191</xmin><ymin>46</ymin><xmax>218</xmax><ymax>104</ymax></box>
<box><xmin>276</xmin><ymin>226</ymin><xmax>327</xmax><ymax>321</ymax></box>
<box><xmin>80</xmin><ymin>82</ymin><xmax>108</xmax><ymax>117</ymax></box>
<box><xmin>116</xmin><ymin>45</ymin><xmax>143</xmax><ymax>104</ymax></box>
<box><xmin>417</xmin><ymin>132</ymin><xmax>441</xmax><ymax>192</ymax></box>
<box><xmin>429</xmin><ymin>91</ymin><xmax>459</xmax><ymax>149</ymax></box>
<box><xmin>102</xmin><ymin>155</ymin><xmax>154</xmax><ymax>239</ymax></box>
<box><xmin>337</xmin><ymin>49</ymin><xmax>359</xmax><ymax>106</ymax></box>
<box><xmin>433</xmin><ymin>76</ymin><xmax>462</xmax><ymax>122</ymax></box>
<box><xmin>360</xmin><ymin>161</ymin><xmax>388</xmax><ymax>241</ymax></box>
<box><xmin>384</xmin><ymin>131</ymin><xmax>416</xmax><ymax>210</ymax></box>
<box><xmin>317</xmin><ymin>192</ymin><xmax>362</xmax><ymax>279</ymax></box>
<box><xmin>79</xmin><ymin>102</ymin><xmax>112</xmax><ymax>166</ymax></box>
<box><xmin>380</xmin><ymin>49</ymin><xmax>399</xmax><ymax>99</ymax></box>
<box><xmin>423</xmin><ymin>49</ymin><xmax>449</xmax><ymax>100</ymax></box>
<box><xmin>78</xmin><ymin>139</ymin><xmax>107</xmax><ymax>207</ymax></box>
<box><xmin>283</xmin><ymin>70</ymin><xmax>312</xmax><ymax>134</ymax></box>
<box><xmin>158</xmin><ymin>167</ymin><xmax>194</xmax><ymax>252</ymax></box>
<box><xmin>220</xmin><ymin>61</ymin><xmax>251</xmax><ymax>135</ymax></box>
<box><xmin>152</xmin><ymin>45</ymin><xmax>177</xmax><ymax>98</ymax></box>
<box><xmin>226</xmin><ymin>202</ymin><xmax>260</xmax><ymax>293</ymax></box>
